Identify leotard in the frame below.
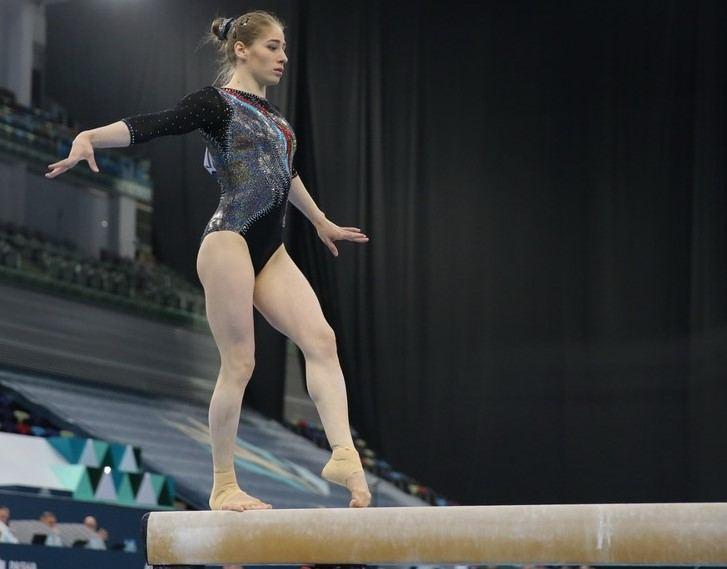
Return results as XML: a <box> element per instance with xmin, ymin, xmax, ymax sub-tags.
<box><xmin>120</xmin><ymin>85</ymin><xmax>298</xmax><ymax>275</ymax></box>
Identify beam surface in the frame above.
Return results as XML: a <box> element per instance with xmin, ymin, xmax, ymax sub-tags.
<box><xmin>143</xmin><ymin>502</ymin><xmax>727</xmax><ymax>566</ymax></box>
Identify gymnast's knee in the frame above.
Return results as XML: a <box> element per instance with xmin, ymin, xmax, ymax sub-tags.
<box><xmin>219</xmin><ymin>349</ymin><xmax>256</xmax><ymax>386</ymax></box>
<box><xmin>301</xmin><ymin>325</ymin><xmax>338</xmax><ymax>360</ymax></box>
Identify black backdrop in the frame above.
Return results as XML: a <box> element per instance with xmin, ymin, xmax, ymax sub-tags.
<box><xmin>46</xmin><ymin>0</ymin><xmax>726</xmax><ymax>505</ymax></box>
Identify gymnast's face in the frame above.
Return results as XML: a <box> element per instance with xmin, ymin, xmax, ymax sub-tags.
<box><xmin>236</xmin><ymin>25</ymin><xmax>288</xmax><ymax>85</ymax></box>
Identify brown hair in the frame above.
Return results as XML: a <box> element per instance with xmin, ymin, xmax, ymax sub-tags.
<box><xmin>203</xmin><ymin>11</ymin><xmax>286</xmax><ymax>87</ymax></box>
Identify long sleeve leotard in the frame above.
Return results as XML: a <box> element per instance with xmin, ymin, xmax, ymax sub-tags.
<box><xmin>120</xmin><ymin>85</ymin><xmax>298</xmax><ymax>275</ymax></box>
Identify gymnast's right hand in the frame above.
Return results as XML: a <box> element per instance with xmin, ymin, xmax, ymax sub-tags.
<box><xmin>46</xmin><ymin>134</ymin><xmax>99</xmax><ymax>178</ymax></box>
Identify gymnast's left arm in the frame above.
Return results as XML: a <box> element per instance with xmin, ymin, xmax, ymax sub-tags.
<box><xmin>287</xmin><ymin>174</ymin><xmax>370</xmax><ymax>257</ymax></box>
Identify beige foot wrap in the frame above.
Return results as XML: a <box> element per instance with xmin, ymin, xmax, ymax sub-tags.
<box><xmin>209</xmin><ymin>469</ymin><xmax>265</xmax><ymax>510</ymax></box>
<box><xmin>321</xmin><ymin>446</ymin><xmax>364</xmax><ymax>487</ymax></box>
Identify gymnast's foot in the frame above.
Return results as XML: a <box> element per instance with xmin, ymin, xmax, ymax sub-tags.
<box><xmin>321</xmin><ymin>445</ymin><xmax>372</xmax><ymax>508</ymax></box>
<box><xmin>209</xmin><ymin>470</ymin><xmax>272</xmax><ymax>511</ymax></box>
<box><xmin>345</xmin><ymin>470</ymin><xmax>372</xmax><ymax>508</ymax></box>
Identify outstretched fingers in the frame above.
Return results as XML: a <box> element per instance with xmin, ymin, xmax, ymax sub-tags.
<box><xmin>45</xmin><ymin>157</ymin><xmax>99</xmax><ymax>179</ymax></box>
<box><xmin>45</xmin><ymin>160</ymin><xmax>66</xmax><ymax>178</ymax></box>
<box><xmin>342</xmin><ymin>229</ymin><xmax>369</xmax><ymax>242</ymax></box>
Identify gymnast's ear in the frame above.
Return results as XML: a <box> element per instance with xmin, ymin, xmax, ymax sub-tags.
<box><xmin>231</xmin><ymin>40</ymin><xmax>251</xmax><ymax>60</ymax></box>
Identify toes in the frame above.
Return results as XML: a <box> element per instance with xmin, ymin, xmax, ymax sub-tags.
<box><xmin>245</xmin><ymin>501</ymin><xmax>272</xmax><ymax>510</ymax></box>
<box><xmin>349</xmin><ymin>491</ymin><xmax>371</xmax><ymax>508</ymax></box>
<box><xmin>220</xmin><ymin>500</ymin><xmax>271</xmax><ymax>511</ymax></box>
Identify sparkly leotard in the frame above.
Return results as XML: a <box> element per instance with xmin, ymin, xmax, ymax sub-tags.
<box><xmin>120</xmin><ymin>85</ymin><xmax>297</xmax><ymax>275</ymax></box>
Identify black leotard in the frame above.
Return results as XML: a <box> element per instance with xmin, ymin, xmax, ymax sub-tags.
<box><xmin>120</xmin><ymin>85</ymin><xmax>298</xmax><ymax>275</ymax></box>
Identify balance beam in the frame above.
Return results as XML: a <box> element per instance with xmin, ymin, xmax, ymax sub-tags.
<box><xmin>142</xmin><ymin>503</ymin><xmax>727</xmax><ymax>566</ymax></box>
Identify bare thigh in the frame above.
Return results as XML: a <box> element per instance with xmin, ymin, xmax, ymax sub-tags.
<box><xmin>252</xmin><ymin>245</ymin><xmax>335</xmax><ymax>355</ymax></box>
<box><xmin>196</xmin><ymin>231</ymin><xmax>256</xmax><ymax>369</ymax></box>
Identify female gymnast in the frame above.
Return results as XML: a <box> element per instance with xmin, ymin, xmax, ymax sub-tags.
<box><xmin>45</xmin><ymin>10</ymin><xmax>372</xmax><ymax>511</ymax></box>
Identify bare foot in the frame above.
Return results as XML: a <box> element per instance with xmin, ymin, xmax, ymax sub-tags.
<box><xmin>209</xmin><ymin>486</ymin><xmax>272</xmax><ymax>512</ymax></box>
<box><xmin>345</xmin><ymin>470</ymin><xmax>372</xmax><ymax>508</ymax></box>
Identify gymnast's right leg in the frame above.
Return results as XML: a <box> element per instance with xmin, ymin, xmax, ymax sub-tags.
<box><xmin>196</xmin><ymin>230</ymin><xmax>271</xmax><ymax>511</ymax></box>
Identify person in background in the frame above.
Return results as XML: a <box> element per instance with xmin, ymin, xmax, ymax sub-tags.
<box><xmin>82</xmin><ymin>515</ymin><xmax>106</xmax><ymax>550</ymax></box>
<box><xmin>0</xmin><ymin>506</ymin><xmax>19</xmax><ymax>544</ymax></box>
<box><xmin>82</xmin><ymin>515</ymin><xmax>97</xmax><ymax>532</ymax></box>
<box><xmin>39</xmin><ymin>511</ymin><xmax>63</xmax><ymax>546</ymax></box>
<box><xmin>97</xmin><ymin>527</ymin><xmax>109</xmax><ymax>546</ymax></box>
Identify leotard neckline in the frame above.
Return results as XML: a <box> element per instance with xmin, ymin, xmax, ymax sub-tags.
<box><xmin>218</xmin><ymin>87</ymin><xmax>272</xmax><ymax>109</ymax></box>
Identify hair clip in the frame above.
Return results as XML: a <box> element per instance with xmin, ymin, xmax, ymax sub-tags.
<box><xmin>220</xmin><ymin>17</ymin><xmax>235</xmax><ymax>40</ymax></box>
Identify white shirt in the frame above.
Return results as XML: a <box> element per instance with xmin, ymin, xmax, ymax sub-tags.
<box><xmin>0</xmin><ymin>520</ymin><xmax>19</xmax><ymax>544</ymax></box>
<box><xmin>85</xmin><ymin>535</ymin><xmax>106</xmax><ymax>550</ymax></box>
<box><xmin>45</xmin><ymin>530</ymin><xmax>63</xmax><ymax>547</ymax></box>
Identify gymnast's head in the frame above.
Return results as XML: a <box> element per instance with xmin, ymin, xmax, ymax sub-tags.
<box><xmin>207</xmin><ymin>11</ymin><xmax>288</xmax><ymax>89</ymax></box>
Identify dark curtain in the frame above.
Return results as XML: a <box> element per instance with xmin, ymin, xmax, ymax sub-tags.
<box><xmin>47</xmin><ymin>0</ymin><xmax>726</xmax><ymax>505</ymax></box>
<box><xmin>289</xmin><ymin>0</ymin><xmax>727</xmax><ymax>505</ymax></box>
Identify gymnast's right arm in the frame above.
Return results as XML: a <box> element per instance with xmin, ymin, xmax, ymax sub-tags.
<box><xmin>46</xmin><ymin>86</ymin><xmax>226</xmax><ymax>179</ymax></box>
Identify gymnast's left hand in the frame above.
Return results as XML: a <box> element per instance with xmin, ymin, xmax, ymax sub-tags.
<box><xmin>315</xmin><ymin>217</ymin><xmax>369</xmax><ymax>257</ymax></box>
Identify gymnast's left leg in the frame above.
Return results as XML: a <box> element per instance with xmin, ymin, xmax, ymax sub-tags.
<box><xmin>253</xmin><ymin>244</ymin><xmax>371</xmax><ymax>508</ymax></box>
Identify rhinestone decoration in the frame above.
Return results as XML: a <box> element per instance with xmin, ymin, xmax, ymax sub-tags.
<box><xmin>119</xmin><ymin>85</ymin><xmax>298</xmax><ymax>272</ymax></box>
